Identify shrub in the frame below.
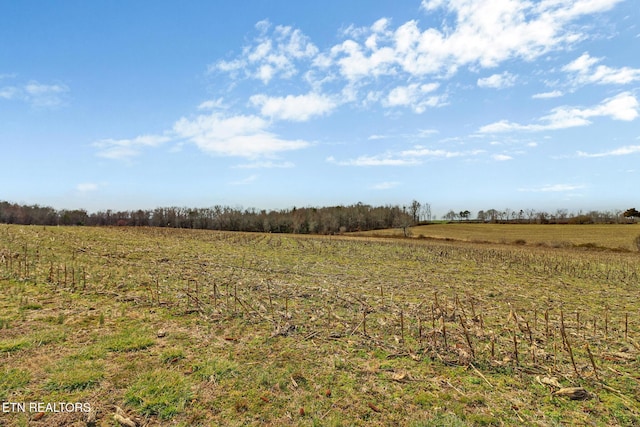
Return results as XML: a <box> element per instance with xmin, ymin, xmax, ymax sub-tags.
<box><xmin>568</xmin><ymin>215</ymin><xmax>593</xmax><ymax>224</ymax></box>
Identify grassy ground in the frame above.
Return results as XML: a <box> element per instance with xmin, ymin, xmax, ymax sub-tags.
<box><xmin>353</xmin><ymin>223</ymin><xmax>640</xmax><ymax>251</ymax></box>
<box><xmin>0</xmin><ymin>224</ymin><xmax>639</xmax><ymax>426</ymax></box>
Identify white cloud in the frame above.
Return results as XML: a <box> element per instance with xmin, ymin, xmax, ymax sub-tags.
<box><xmin>93</xmin><ymin>135</ymin><xmax>171</xmax><ymax>160</ymax></box>
<box><xmin>212</xmin><ymin>20</ymin><xmax>318</xmax><ymax>84</ymax></box>
<box><xmin>587</xmin><ymin>92</ymin><xmax>639</xmax><ymax>121</ymax></box>
<box><xmin>346</xmin><ymin>0</ymin><xmax>625</xmax><ymax>79</ymax></box>
<box><xmin>400</xmin><ymin>147</ymin><xmax>484</xmax><ymax>158</ymax></box>
<box><xmin>492</xmin><ymin>154</ymin><xmax>513</xmax><ymax>161</ymax></box>
<box><xmin>214</xmin><ymin>1</ymin><xmax>623</xmax><ymax>115</ymax></box>
<box><xmin>518</xmin><ymin>183</ymin><xmax>585</xmax><ymax>192</ymax></box>
<box><xmin>371</xmin><ymin>181</ymin><xmax>400</xmax><ymax>190</ymax></box>
<box><xmin>197</xmin><ymin>98</ymin><xmax>227</xmax><ymax>110</ymax></box>
<box><xmin>368</xmin><ymin>129</ymin><xmax>438</xmax><ymax>141</ymax></box>
<box><xmin>0</xmin><ymin>80</ymin><xmax>69</xmax><ymax>107</ymax></box>
<box><xmin>417</xmin><ymin>129</ymin><xmax>439</xmax><ymax>137</ymax></box>
<box><xmin>233</xmin><ymin>160</ymin><xmax>295</xmax><ymax>169</ymax></box>
<box><xmin>563</xmin><ymin>52</ymin><xmax>640</xmax><ymax>86</ymax></box>
<box><xmin>76</xmin><ymin>183</ymin><xmax>99</xmax><ymax>192</ymax></box>
<box><xmin>477</xmin><ymin>72</ymin><xmax>516</xmax><ymax>89</ymax></box>
<box><xmin>230</xmin><ymin>174</ymin><xmax>259</xmax><ymax>185</ymax></box>
<box><xmin>479</xmin><ymin>92</ymin><xmax>639</xmax><ymax>133</ymax></box>
<box><xmin>532</xmin><ymin>90</ymin><xmax>563</xmax><ymax>99</ymax></box>
<box><xmin>384</xmin><ymin>83</ymin><xmax>443</xmax><ymax>112</ymax></box>
<box><xmin>326</xmin><ymin>155</ymin><xmax>419</xmax><ymax>166</ymax></box>
<box><xmin>577</xmin><ymin>145</ymin><xmax>640</xmax><ymax>158</ymax></box>
<box><xmin>24</xmin><ymin>81</ymin><xmax>69</xmax><ymax>107</ymax></box>
<box><xmin>0</xmin><ymin>86</ymin><xmax>18</xmax><ymax>99</ymax></box>
<box><xmin>173</xmin><ymin>112</ymin><xmax>309</xmax><ymax>158</ymax></box>
<box><xmin>250</xmin><ymin>92</ymin><xmax>337</xmax><ymax>121</ymax></box>
<box><xmin>420</xmin><ymin>0</ymin><xmax>445</xmax><ymax>11</ymax></box>
<box><xmin>94</xmin><ymin>112</ymin><xmax>311</xmax><ymax>161</ymax></box>
<box><xmin>328</xmin><ymin>145</ymin><xmax>484</xmax><ymax>167</ymax></box>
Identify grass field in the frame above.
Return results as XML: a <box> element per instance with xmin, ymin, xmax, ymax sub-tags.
<box><xmin>1</xmin><ymin>224</ymin><xmax>639</xmax><ymax>426</ymax></box>
<box><xmin>354</xmin><ymin>223</ymin><xmax>640</xmax><ymax>252</ymax></box>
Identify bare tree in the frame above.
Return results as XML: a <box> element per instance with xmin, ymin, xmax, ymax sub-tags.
<box><xmin>443</xmin><ymin>210</ymin><xmax>458</xmax><ymax>221</ymax></box>
<box><xmin>420</xmin><ymin>202</ymin><xmax>432</xmax><ymax>222</ymax></box>
<box><xmin>409</xmin><ymin>200</ymin><xmax>421</xmax><ymax>223</ymax></box>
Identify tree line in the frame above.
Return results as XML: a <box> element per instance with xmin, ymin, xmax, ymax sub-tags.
<box><xmin>442</xmin><ymin>208</ymin><xmax>639</xmax><ymax>224</ymax></box>
<box><xmin>0</xmin><ymin>200</ymin><xmax>420</xmax><ymax>234</ymax></box>
<box><xmin>2</xmin><ymin>200</ymin><xmax>635</xmax><ymax>233</ymax></box>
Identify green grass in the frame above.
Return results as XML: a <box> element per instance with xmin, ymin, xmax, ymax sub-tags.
<box><xmin>0</xmin><ymin>369</ymin><xmax>30</xmax><ymax>401</ymax></box>
<box><xmin>44</xmin><ymin>359</ymin><xmax>104</xmax><ymax>392</ymax></box>
<box><xmin>191</xmin><ymin>357</ymin><xmax>240</xmax><ymax>382</ymax></box>
<box><xmin>124</xmin><ymin>369</ymin><xmax>193</xmax><ymax>420</ymax></box>
<box><xmin>0</xmin><ymin>337</ymin><xmax>32</xmax><ymax>354</ymax></box>
<box><xmin>0</xmin><ymin>224</ymin><xmax>639</xmax><ymax>426</ymax></box>
<box><xmin>104</xmin><ymin>328</ymin><xmax>155</xmax><ymax>353</ymax></box>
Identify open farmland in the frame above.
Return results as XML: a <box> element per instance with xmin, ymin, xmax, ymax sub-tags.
<box><xmin>354</xmin><ymin>223</ymin><xmax>640</xmax><ymax>252</ymax></box>
<box><xmin>1</xmin><ymin>224</ymin><xmax>640</xmax><ymax>426</ymax></box>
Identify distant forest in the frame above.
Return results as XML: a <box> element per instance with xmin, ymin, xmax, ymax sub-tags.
<box><xmin>0</xmin><ymin>201</ymin><xmax>636</xmax><ymax>234</ymax></box>
<box><xmin>0</xmin><ymin>201</ymin><xmax>417</xmax><ymax>234</ymax></box>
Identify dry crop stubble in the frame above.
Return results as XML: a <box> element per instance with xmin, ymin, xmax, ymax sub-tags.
<box><xmin>0</xmin><ymin>224</ymin><xmax>639</xmax><ymax>425</ymax></box>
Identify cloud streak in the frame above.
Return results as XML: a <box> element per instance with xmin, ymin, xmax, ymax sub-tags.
<box><xmin>532</xmin><ymin>90</ymin><xmax>563</xmax><ymax>99</ymax></box>
<box><xmin>327</xmin><ymin>147</ymin><xmax>485</xmax><ymax>167</ymax></box>
<box><xmin>577</xmin><ymin>145</ymin><xmax>640</xmax><ymax>158</ymax></box>
<box><xmin>93</xmin><ymin>135</ymin><xmax>171</xmax><ymax>160</ymax></box>
<box><xmin>518</xmin><ymin>183</ymin><xmax>585</xmax><ymax>192</ymax></box>
<box><xmin>479</xmin><ymin>92</ymin><xmax>639</xmax><ymax>133</ymax></box>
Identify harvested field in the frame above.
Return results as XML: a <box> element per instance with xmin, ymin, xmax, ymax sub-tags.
<box><xmin>1</xmin><ymin>224</ymin><xmax>639</xmax><ymax>426</ymax></box>
<box><xmin>355</xmin><ymin>223</ymin><xmax>640</xmax><ymax>252</ymax></box>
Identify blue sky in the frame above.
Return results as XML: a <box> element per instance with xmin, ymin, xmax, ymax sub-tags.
<box><xmin>1</xmin><ymin>0</ymin><xmax>639</xmax><ymax>218</ymax></box>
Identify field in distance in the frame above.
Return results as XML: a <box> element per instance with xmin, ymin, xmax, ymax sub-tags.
<box><xmin>353</xmin><ymin>223</ymin><xmax>640</xmax><ymax>252</ymax></box>
<box><xmin>1</xmin><ymin>224</ymin><xmax>639</xmax><ymax>426</ymax></box>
